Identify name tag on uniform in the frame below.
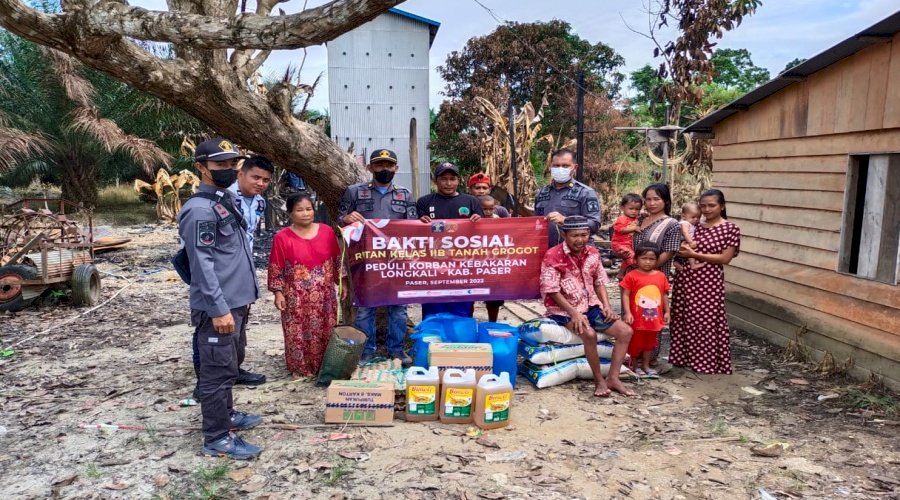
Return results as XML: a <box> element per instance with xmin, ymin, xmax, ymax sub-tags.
<box><xmin>208</xmin><ymin>337</ymin><xmax>219</xmax><ymax>343</ymax></box>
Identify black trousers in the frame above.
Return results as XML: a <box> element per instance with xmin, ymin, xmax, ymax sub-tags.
<box><xmin>193</xmin><ymin>305</ymin><xmax>250</xmax><ymax>375</ymax></box>
<box><xmin>192</xmin><ymin>306</ymin><xmax>248</xmax><ymax>443</ymax></box>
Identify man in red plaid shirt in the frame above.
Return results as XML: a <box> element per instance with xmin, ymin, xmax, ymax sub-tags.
<box><xmin>540</xmin><ymin>216</ymin><xmax>635</xmax><ymax>397</ymax></box>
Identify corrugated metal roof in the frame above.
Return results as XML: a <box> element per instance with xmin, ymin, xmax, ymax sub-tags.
<box><xmin>388</xmin><ymin>8</ymin><xmax>440</xmax><ymax>47</ymax></box>
<box><xmin>684</xmin><ymin>9</ymin><xmax>900</xmax><ymax>133</ymax></box>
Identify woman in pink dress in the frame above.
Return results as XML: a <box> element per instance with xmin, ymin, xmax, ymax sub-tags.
<box><xmin>669</xmin><ymin>189</ymin><xmax>740</xmax><ymax>374</ymax></box>
<box><xmin>268</xmin><ymin>193</ymin><xmax>346</xmax><ymax>378</ymax></box>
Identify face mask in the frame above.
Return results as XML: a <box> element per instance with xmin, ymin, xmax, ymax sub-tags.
<box><xmin>551</xmin><ymin>166</ymin><xmax>572</xmax><ymax>183</ymax></box>
<box><xmin>373</xmin><ymin>170</ymin><xmax>395</xmax><ymax>184</ymax></box>
<box><xmin>209</xmin><ymin>168</ymin><xmax>238</xmax><ymax>188</ymax></box>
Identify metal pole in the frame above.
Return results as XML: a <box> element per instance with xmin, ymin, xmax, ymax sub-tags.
<box><xmin>575</xmin><ymin>71</ymin><xmax>585</xmax><ymax>182</ymax></box>
<box><xmin>409</xmin><ymin>117</ymin><xmax>420</xmax><ymax>199</ymax></box>
<box><xmin>661</xmin><ymin>139</ymin><xmax>669</xmax><ymax>189</ymax></box>
<box><xmin>508</xmin><ymin>101</ymin><xmax>518</xmax><ymax>216</ymax></box>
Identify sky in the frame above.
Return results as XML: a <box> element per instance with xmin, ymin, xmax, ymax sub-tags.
<box><xmin>133</xmin><ymin>0</ymin><xmax>899</xmax><ymax>112</ymax></box>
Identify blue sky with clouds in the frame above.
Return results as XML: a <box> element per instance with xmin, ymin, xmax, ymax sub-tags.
<box><xmin>133</xmin><ymin>0</ymin><xmax>899</xmax><ymax>111</ymax></box>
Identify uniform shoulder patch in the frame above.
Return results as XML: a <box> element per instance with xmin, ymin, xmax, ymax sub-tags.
<box><xmin>587</xmin><ymin>200</ymin><xmax>600</xmax><ymax>213</ymax></box>
<box><xmin>197</xmin><ymin>220</ymin><xmax>217</xmax><ymax>247</ymax></box>
<box><xmin>212</xmin><ymin>203</ymin><xmax>230</xmax><ymax>219</ymax></box>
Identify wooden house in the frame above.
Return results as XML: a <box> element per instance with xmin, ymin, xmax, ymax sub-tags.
<box><xmin>685</xmin><ymin>11</ymin><xmax>900</xmax><ymax>389</ymax></box>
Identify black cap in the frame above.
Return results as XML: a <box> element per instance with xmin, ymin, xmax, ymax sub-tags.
<box><xmin>195</xmin><ymin>137</ymin><xmax>248</xmax><ymax>163</ymax></box>
<box><xmin>561</xmin><ymin>215</ymin><xmax>591</xmax><ymax>232</ymax></box>
<box><xmin>434</xmin><ymin>162</ymin><xmax>460</xmax><ymax>178</ymax></box>
<box><xmin>369</xmin><ymin>149</ymin><xmax>398</xmax><ymax>164</ymax></box>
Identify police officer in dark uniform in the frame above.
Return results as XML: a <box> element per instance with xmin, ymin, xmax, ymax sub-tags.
<box><xmin>337</xmin><ymin>149</ymin><xmax>417</xmax><ymax>365</ymax></box>
<box><xmin>534</xmin><ymin>148</ymin><xmax>602</xmax><ymax>247</ymax></box>
<box><xmin>177</xmin><ymin>138</ymin><xmax>262</xmax><ymax>460</ymax></box>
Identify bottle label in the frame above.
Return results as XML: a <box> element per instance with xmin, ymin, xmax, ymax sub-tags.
<box><xmin>443</xmin><ymin>387</ymin><xmax>474</xmax><ymax>417</ymax></box>
<box><xmin>408</xmin><ymin>385</ymin><xmax>437</xmax><ymax>415</ymax></box>
<box><xmin>484</xmin><ymin>392</ymin><xmax>511</xmax><ymax>423</ymax></box>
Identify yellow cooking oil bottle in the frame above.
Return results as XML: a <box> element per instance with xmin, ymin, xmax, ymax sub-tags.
<box><xmin>439</xmin><ymin>368</ymin><xmax>476</xmax><ymax>424</ymax></box>
<box><xmin>405</xmin><ymin>366</ymin><xmax>440</xmax><ymax>422</ymax></box>
<box><xmin>474</xmin><ymin>372</ymin><xmax>513</xmax><ymax>430</ymax></box>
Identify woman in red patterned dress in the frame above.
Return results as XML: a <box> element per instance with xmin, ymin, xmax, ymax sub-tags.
<box><xmin>268</xmin><ymin>193</ymin><xmax>346</xmax><ymax>378</ymax></box>
<box><xmin>669</xmin><ymin>189</ymin><xmax>740</xmax><ymax>374</ymax></box>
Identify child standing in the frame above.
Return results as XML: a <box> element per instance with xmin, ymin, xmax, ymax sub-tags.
<box><xmin>477</xmin><ymin>194</ymin><xmax>506</xmax><ymax>321</ymax></box>
<box><xmin>620</xmin><ymin>243</ymin><xmax>670</xmax><ymax>377</ymax></box>
<box><xmin>478</xmin><ymin>195</ymin><xmax>500</xmax><ymax>218</ymax></box>
<box><xmin>417</xmin><ymin>162</ymin><xmax>484</xmax><ymax>318</ymax></box>
<box><xmin>611</xmin><ymin>193</ymin><xmax>643</xmax><ymax>276</ymax></box>
<box><xmin>677</xmin><ymin>202</ymin><xmax>703</xmax><ymax>270</ymax></box>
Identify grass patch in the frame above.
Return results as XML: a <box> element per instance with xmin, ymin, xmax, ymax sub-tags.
<box><xmin>710</xmin><ymin>417</ymin><xmax>729</xmax><ymax>436</ymax></box>
<box><xmin>96</xmin><ymin>184</ymin><xmax>144</xmax><ymax>207</ymax></box>
<box><xmin>84</xmin><ymin>463</ymin><xmax>102</xmax><ymax>478</ymax></box>
<box><xmin>154</xmin><ymin>461</ymin><xmax>233</xmax><ymax>500</ymax></box>
<box><xmin>194</xmin><ymin>461</ymin><xmax>230</xmax><ymax>483</ymax></box>
<box><xmin>847</xmin><ymin>388</ymin><xmax>899</xmax><ymax>416</ymax></box>
<box><xmin>95</xmin><ymin>184</ymin><xmax>156</xmax><ymax>226</ymax></box>
<box><xmin>322</xmin><ymin>461</ymin><xmax>351</xmax><ymax>486</ymax></box>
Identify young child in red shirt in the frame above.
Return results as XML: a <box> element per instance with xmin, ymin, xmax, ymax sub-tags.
<box><xmin>621</xmin><ymin>243</ymin><xmax>670</xmax><ymax>378</ymax></box>
<box><xmin>611</xmin><ymin>193</ymin><xmax>642</xmax><ymax>277</ymax></box>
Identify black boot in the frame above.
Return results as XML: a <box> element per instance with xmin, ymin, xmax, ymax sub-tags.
<box><xmin>235</xmin><ymin>368</ymin><xmax>266</xmax><ymax>386</ymax></box>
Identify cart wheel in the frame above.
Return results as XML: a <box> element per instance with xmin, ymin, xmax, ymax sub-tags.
<box><xmin>71</xmin><ymin>264</ymin><xmax>101</xmax><ymax>306</ymax></box>
<box><xmin>0</xmin><ymin>264</ymin><xmax>39</xmax><ymax>312</ymax></box>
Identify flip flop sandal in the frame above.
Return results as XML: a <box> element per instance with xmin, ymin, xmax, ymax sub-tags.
<box><xmin>644</xmin><ymin>368</ymin><xmax>660</xmax><ymax>379</ymax></box>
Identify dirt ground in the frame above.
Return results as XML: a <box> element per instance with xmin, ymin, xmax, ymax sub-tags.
<box><xmin>1</xmin><ymin>223</ymin><xmax>898</xmax><ymax>500</ymax></box>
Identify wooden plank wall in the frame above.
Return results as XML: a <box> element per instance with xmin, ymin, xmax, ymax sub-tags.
<box><xmin>710</xmin><ymin>33</ymin><xmax>900</xmax><ymax>388</ymax></box>
<box><xmin>715</xmin><ymin>33</ymin><xmax>900</xmax><ymax>144</ymax></box>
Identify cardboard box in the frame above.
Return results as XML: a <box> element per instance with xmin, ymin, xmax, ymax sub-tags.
<box><xmin>325</xmin><ymin>381</ymin><xmax>395</xmax><ymax>426</ymax></box>
<box><xmin>428</xmin><ymin>343</ymin><xmax>493</xmax><ymax>381</ymax></box>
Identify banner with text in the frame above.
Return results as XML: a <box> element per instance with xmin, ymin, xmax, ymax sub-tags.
<box><xmin>342</xmin><ymin>217</ymin><xmax>548</xmax><ymax>307</ymax></box>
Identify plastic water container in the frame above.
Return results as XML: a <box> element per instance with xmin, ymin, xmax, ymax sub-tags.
<box><xmin>439</xmin><ymin>368</ymin><xmax>476</xmax><ymax>424</ymax></box>
<box><xmin>417</xmin><ymin>314</ymin><xmax>477</xmax><ymax>344</ymax></box>
<box><xmin>477</xmin><ymin>322</ymin><xmax>519</xmax><ymax>388</ymax></box>
<box><xmin>474</xmin><ymin>372</ymin><xmax>513</xmax><ymax>430</ymax></box>
<box><xmin>411</xmin><ymin>331</ymin><xmax>444</xmax><ymax>368</ymax></box>
<box><xmin>405</xmin><ymin>366</ymin><xmax>440</xmax><ymax>422</ymax></box>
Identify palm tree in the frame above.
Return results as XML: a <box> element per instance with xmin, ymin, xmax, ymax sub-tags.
<box><xmin>0</xmin><ymin>31</ymin><xmax>202</xmax><ymax>207</ymax></box>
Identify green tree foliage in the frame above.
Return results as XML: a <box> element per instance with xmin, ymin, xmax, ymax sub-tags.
<box><xmin>783</xmin><ymin>57</ymin><xmax>807</xmax><ymax>72</ymax></box>
<box><xmin>710</xmin><ymin>48</ymin><xmax>770</xmax><ymax>91</ymax></box>
<box><xmin>652</xmin><ymin>0</ymin><xmax>762</xmax><ymax>125</ymax></box>
<box><xmin>629</xmin><ymin>47</ymin><xmax>766</xmax><ymax>126</ymax></box>
<box><xmin>629</xmin><ymin>64</ymin><xmax>667</xmax><ymax>126</ymax></box>
<box><xmin>0</xmin><ymin>31</ymin><xmax>207</xmax><ymax>206</ymax></box>
<box><xmin>433</xmin><ymin>20</ymin><xmax>627</xmax><ymax>169</ymax></box>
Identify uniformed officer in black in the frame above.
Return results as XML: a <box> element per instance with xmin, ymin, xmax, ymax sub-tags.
<box><xmin>534</xmin><ymin>148</ymin><xmax>602</xmax><ymax>247</ymax></box>
<box><xmin>337</xmin><ymin>149</ymin><xmax>417</xmax><ymax>365</ymax></box>
<box><xmin>177</xmin><ymin>138</ymin><xmax>262</xmax><ymax>460</ymax></box>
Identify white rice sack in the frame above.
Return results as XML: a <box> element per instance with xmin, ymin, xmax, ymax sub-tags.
<box><xmin>573</xmin><ymin>358</ymin><xmax>634</xmax><ymax>379</ymax></box>
<box><xmin>520</xmin><ymin>340</ymin><xmax>616</xmax><ymax>365</ymax></box>
<box><xmin>519</xmin><ymin>360</ymin><xmax>578</xmax><ymax>389</ymax></box>
<box><xmin>519</xmin><ymin>318</ymin><xmax>581</xmax><ymax>344</ymax></box>
<box><xmin>518</xmin><ymin>318</ymin><xmax>612</xmax><ymax>345</ymax></box>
